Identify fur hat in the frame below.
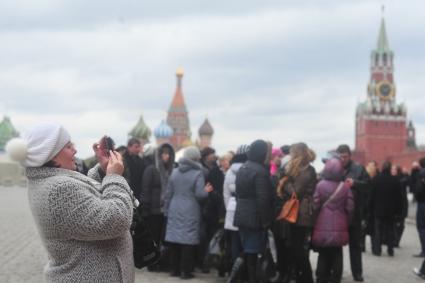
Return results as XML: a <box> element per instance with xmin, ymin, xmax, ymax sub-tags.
<box><xmin>183</xmin><ymin>146</ymin><xmax>201</xmax><ymax>161</ymax></box>
<box><xmin>6</xmin><ymin>123</ymin><xmax>71</xmax><ymax>167</ymax></box>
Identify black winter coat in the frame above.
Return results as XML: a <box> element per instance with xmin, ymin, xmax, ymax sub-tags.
<box><xmin>342</xmin><ymin>161</ymin><xmax>370</xmax><ymax>226</ymax></box>
<box><xmin>123</xmin><ymin>153</ymin><xmax>145</xmax><ymax>200</ymax></box>
<box><xmin>234</xmin><ymin>140</ymin><xmax>274</xmax><ymax>230</ymax></box>
<box><xmin>412</xmin><ymin>170</ymin><xmax>425</xmax><ymax>203</ymax></box>
<box><xmin>234</xmin><ymin>160</ymin><xmax>274</xmax><ymax>229</ymax></box>
<box><xmin>369</xmin><ymin>172</ymin><xmax>403</xmax><ymax>218</ymax></box>
<box><xmin>202</xmin><ymin>164</ymin><xmax>225</xmax><ymax>224</ymax></box>
<box><xmin>140</xmin><ymin>143</ymin><xmax>175</xmax><ymax>217</ymax></box>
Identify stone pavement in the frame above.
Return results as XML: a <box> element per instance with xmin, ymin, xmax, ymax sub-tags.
<box><xmin>1</xmin><ymin>185</ymin><xmax>425</xmax><ymax>283</ymax></box>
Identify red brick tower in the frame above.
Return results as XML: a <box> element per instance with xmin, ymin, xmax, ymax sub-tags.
<box><xmin>341</xmin><ymin>13</ymin><xmax>425</xmax><ymax>169</ymax></box>
<box><xmin>354</xmin><ymin>16</ymin><xmax>410</xmax><ymax>166</ymax></box>
<box><xmin>166</xmin><ymin>67</ymin><xmax>192</xmax><ymax>150</ymax></box>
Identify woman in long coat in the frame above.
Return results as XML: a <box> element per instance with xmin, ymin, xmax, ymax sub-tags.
<box><xmin>6</xmin><ymin>123</ymin><xmax>134</xmax><ymax>283</ymax></box>
<box><xmin>312</xmin><ymin>158</ymin><xmax>354</xmax><ymax>283</ymax></box>
<box><xmin>276</xmin><ymin>142</ymin><xmax>317</xmax><ymax>283</ymax></box>
<box><xmin>141</xmin><ymin>143</ymin><xmax>175</xmax><ymax>271</ymax></box>
<box><xmin>164</xmin><ymin>146</ymin><xmax>210</xmax><ymax>279</ymax></box>
<box><xmin>369</xmin><ymin>161</ymin><xmax>403</xmax><ymax>256</ymax></box>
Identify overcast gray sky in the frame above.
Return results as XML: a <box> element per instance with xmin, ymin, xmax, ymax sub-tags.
<box><xmin>1</xmin><ymin>0</ymin><xmax>424</xmax><ymax>163</ymax></box>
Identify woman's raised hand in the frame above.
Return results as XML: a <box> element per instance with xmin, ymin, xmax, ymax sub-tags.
<box><xmin>106</xmin><ymin>150</ymin><xmax>124</xmax><ymax>176</ymax></box>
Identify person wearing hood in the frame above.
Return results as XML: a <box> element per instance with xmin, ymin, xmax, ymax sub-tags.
<box><xmin>141</xmin><ymin>143</ymin><xmax>175</xmax><ymax>271</ymax></box>
<box><xmin>312</xmin><ymin>158</ymin><xmax>354</xmax><ymax>283</ymax></box>
<box><xmin>223</xmin><ymin>145</ymin><xmax>250</xmax><ymax>283</ymax></box>
<box><xmin>164</xmin><ymin>146</ymin><xmax>212</xmax><ymax>279</ymax></box>
<box><xmin>6</xmin><ymin>123</ymin><xmax>134</xmax><ymax>282</ymax></box>
<box><xmin>234</xmin><ymin>140</ymin><xmax>274</xmax><ymax>283</ymax></box>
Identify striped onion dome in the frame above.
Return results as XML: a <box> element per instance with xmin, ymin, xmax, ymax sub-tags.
<box><xmin>154</xmin><ymin>120</ymin><xmax>173</xmax><ymax>138</ymax></box>
<box><xmin>129</xmin><ymin>115</ymin><xmax>151</xmax><ymax>140</ymax></box>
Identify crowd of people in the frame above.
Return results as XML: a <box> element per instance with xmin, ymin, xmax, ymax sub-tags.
<box><xmin>5</xmin><ymin>122</ymin><xmax>425</xmax><ymax>283</ymax></box>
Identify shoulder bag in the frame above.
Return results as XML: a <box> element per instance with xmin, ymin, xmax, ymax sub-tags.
<box><xmin>276</xmin><ymin>192</ymin><xmax>299</xmax><ymax>223</ymax></box>
<box><xmin>131</xmin><ymin>204</ymin><xmax>161</xmax><ymax>269</ymax></box>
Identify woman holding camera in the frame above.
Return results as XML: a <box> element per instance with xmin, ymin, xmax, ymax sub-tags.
<box><xmin>6</xmin><ymin>123</ymin><xmax>135</xmax><ymax>283</ymax></box>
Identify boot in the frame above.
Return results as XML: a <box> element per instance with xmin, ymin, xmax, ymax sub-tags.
<box><xmin>227</xmin><ymin>257</ymin><xmax>244</xmax><ymax>283</ymax></box>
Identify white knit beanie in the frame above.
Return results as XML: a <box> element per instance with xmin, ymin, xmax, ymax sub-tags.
<box><xmin>6</xmin><ymin>123</ymin><xmax>71</xmax><ymax>167</ymax></box>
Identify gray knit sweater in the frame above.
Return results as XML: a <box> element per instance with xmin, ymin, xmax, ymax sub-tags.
<box><xmin>26</xmin><ymin>165</ymin><xmax>135</xmax><ymax>283</ymax></box>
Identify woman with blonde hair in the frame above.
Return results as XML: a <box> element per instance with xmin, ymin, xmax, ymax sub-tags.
<box><xmin>275</xmin><ymin>142</ymin><xmax>317</xmax><ymax>283</ymax></box>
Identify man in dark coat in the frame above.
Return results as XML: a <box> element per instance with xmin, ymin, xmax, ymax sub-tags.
<box><xmin>123</xmin><ymin>138</ymin><xmax>145</xmax><ymax>201</ymax></box>
<box><xmin>234</xmin><ymin>139</ymin><xmax>274</xmax><ymax>283</ymax></box>
<box><xmin>336</xmin><ymin>144</ymin><xmax>370</xmax><ymax>282</ymax></box>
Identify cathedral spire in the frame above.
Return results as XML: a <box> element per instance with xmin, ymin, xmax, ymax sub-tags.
<box><xmin>169</xmin><ymin>67</ymin><xmax>187</xmax><ymax>112</ymax></box>
<box><xmin>166</xmin><ymin>67</ymin><xmax>191</xmax><ymax>150</ymax></box>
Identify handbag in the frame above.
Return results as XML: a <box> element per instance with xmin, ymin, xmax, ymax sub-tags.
<box><xmin>276</xmin><ymin>192</ymin><xmax>299</xmax><ymax>223</ymax></box>
<box><xmin>131</xmin><ymin>206</ymin><xmax>161</xmax><ymax>269</ymax></box>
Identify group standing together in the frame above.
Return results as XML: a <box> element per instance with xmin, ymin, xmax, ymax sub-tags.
<box><xmin>5</xmin><ymin>122</ymin><xmax>423</xmax><ymax>283</ymax></box>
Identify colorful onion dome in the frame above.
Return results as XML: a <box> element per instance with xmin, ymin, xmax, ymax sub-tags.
<box><xmin>129</xmin><ymin>115</ymin><xmax>151</xmax><ymax>140</ymax></box>
<box><xmin>154</xmin><ymin>120</ymin><xmax>173</xmax><ymax>138</ymax></box>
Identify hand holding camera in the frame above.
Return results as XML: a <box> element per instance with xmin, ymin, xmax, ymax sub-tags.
<box><xmin>93</xmin><ymin>136</ymin><xmax>123</xmax><ymax>175</ymax></box>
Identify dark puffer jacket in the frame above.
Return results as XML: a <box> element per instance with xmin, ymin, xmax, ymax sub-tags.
<box><xmin>233</xmin><ymin>140</ymin><xmax>274</xmax><ymax>229</ymax></box>
<box><xmin>140</xmin><ymin>143</ymin><xmax>175</xmax><ymax>216</ymax></box>
<box><xmin>312</xmin><ymin>159</ymin><xmax>354</xmax><ymax>247</ymax></box>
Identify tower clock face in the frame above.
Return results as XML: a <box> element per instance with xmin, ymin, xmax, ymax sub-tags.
<box><xmin>375</xmin><ymin>81</ymin><xmax>395</xmax><ymax>100</ymax></box>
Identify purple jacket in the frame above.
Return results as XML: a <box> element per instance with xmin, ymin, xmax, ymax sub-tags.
<box><xmin>312</xmin><ymin>159</ymin><xmax>354</xmax><ymax>247</ymax></box>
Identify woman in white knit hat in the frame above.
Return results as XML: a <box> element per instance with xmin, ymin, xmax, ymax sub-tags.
<box><xmin>6</xmin><ymin>123</ymin><xmax>135</xmax><ymax>283</ymax></box>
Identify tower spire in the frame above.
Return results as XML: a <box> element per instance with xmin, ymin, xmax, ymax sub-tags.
<box><xmin>376</xmin><ymin>7</ymin><xmax>390</xmax><ymax>53</ymax></box>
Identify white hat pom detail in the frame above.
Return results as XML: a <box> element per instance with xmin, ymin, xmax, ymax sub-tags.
<box><xmin>6</xmin><ymin>138</ymin><xmax>28</xmax><ymax>162</ymax></box>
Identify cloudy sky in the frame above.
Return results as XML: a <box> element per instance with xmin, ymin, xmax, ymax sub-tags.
<box><xmin>1</xmin><ymin>0</ymin><xmax>424</xmax><ymax>165</ymax></box>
